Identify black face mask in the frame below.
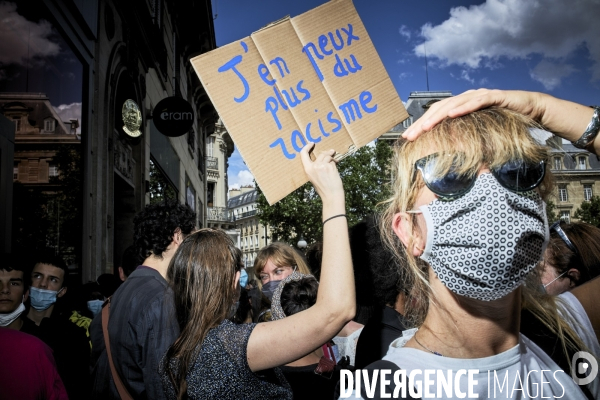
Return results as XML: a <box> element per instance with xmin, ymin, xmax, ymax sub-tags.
<box><xmin>261</xmin><ymin>280</ymin><xmax>281</xmax><ymax>301</ymax></box>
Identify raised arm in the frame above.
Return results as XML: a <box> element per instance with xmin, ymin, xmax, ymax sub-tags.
<box><xmin>402</xmin><ymin>89</ymin><xmax>599</xmax><ymax>156</ymax></box>
<box><xmin>246</xmin><ymin>143</ymin><xmax>355</xmax><ymax>372</ymax></box>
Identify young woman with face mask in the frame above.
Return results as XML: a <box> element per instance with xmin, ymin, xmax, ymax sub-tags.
<box><xmin>253</xmin><ymin>242</ymin><xmax>312</xmax><ymax>301</ymax></box>
<box><xmin>161</xmin><ymin>145</ymin><xmax>355</xmax><ymax>399</ymax></box>
<box><xmin>361</xmin><ymin>103</ymin><xmax>600</xmax><ymax>399</ymax></box>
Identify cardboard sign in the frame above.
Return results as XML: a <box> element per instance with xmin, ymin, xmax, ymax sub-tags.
<box><xmin>191</xmin><ymin>0</ymin><xmax>408</xmax><ymax>204</ymax></box>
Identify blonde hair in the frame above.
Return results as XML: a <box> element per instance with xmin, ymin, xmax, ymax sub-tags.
<box><xmin>381</xmin><ymin>107</ymin><xmax>584</xmax><ymax>361</ymax></box>
<box><xmin>253</xmin><ymin>242</ymin><xmax>311</xmax><ymax>280</ymax></box>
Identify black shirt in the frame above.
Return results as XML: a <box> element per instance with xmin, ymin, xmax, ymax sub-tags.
<box><xmin>21</xmin><ymin>309</ymin><xmax>91</xmax><ymax>399</ymax></box>
<box><xmin>90</xmin><ymin>266</ymin><xmax>179</xmax><ymax>400</ymax></box>
<box><xmin>354</xmin><ymin>306</ymin><xmax>407</xmax><ymax>369</ymax></box>
<box><xmin>280</xmin><ymin>363</ymin><xmax>352</xmax><ymax>400</ymax></box>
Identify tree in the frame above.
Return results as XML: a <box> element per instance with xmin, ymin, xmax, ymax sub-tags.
<box><xmin>545</xmin><ymin>199</ymin><xmax>557</xmax><ymax>223</ymax></box>
<box><xmin>48</xmin><ymin>144</ymin><xmax>83</xmax><ymax>258</ymax></box>
<box><xmin>574</xmin><ymin>196</ymin><xmax>600</xmax><ymax>227</ymax></box>
<box><xmin>256</xmin><ymin>140</ymin><xmax>393</xmax><ymax>246</ymax></box>
<box><xmin>149</xmin><ymin>159</ymin><xmax>177</xmax><ymax>204</ymax></box>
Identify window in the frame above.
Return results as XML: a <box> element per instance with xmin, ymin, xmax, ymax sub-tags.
<box><xmin>206</xmin><ymin>136</ymin><xmax>214</xmax><ymax>157</ymax></box>
<box><xmin>402</xmin><ymin>116</ymin><xmax>413</xmax><ymax>129</ymax></box>
<box><xmin>13</xmin><ymin>163</ymin><xmax>18</xmax><ymax>180</ymax></box>
<box><xmin>584</xmin><ymin>185</ymin><xmax>593</xmax><ymax>201</ymax></box>
<box><xmin>578</xmin><ymin>156</ymin><xmax>586</xmax><ymax>170</ymax></box>
<box><xmin>44</xmin><ymin>119</ymin><xmax>55</xmax><ymax>132</ymax></box>
<box><xmin>207</xmin><ymin>182</ymin><xmax>215</xmax><ymax>207</ymax></box>
<box><xmin>48</xmin><ymin>164</ymin><xmax>58</xmax><ymax>177</ymax></box>
<box><xmin>560</xmin><ymin>211</ymin><xmax>571</xmax><ymax>224</ymax></box>
<box><xmin>12</xmin><ymin>117</ymin><xmax>21</xmax><ymax>132</ymax></box>
<box><xmin>553</xmin><ymin>157</ymin><xmax>561</xmax><ymax>170</ymax></box>
<box><xmin>559</xmin><ymin>187</ymin><xmax>568</xmax><ymax>202</ymax></box>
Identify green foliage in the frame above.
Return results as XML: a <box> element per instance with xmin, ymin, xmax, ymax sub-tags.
<box><xmin>574</xmin><ymin>196</ymin><xmax>600</xmax><ymax>227</ymax></box>
<box><xmin>256</xmin><ymin>140</ymin><xmax>394</xmax><ymax>246</ymax></box>
<box><xmin>149</xmin><ymin>159</ymin><xmax>177</xmax><ymax>204</ymax></box>
<box><xmin>48</xmin><ymin>145</ymin><xmax>83</xmax><ymax>256</ymax></box>
<box><xmin>11</xmin><ymin>182</ymin><xmax>52</xmax><ymax>252</ymax></box>
<box><xmin>12</xmin><ymin>145</ymin><xmax>82</xmax><ymax>258</ymax></box>
<box><xmin>545</xmin><ymin>200</ymin><xmax>557</xmax><ymax>223</ymax></box>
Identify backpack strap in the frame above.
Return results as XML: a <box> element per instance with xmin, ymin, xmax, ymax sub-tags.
<box><xmin>102</xmin><ymin>298</ymin><xmax>134</xmax><ymax>400</ymax></box>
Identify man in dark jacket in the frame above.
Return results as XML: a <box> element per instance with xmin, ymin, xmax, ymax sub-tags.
<box><xmin>21</xmin><ymin>253</ymin><xmax>91</xmax><ymax>400</ymax></box>
<box><xmin>90</xmin><ymin>200</ymin><xmax>196</xmax><ymax>399</ymax></box>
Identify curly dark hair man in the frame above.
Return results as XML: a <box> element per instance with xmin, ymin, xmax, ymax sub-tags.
<box><xmin>133</xmin><ymin>200</ymin><xmax>196</xmax><ymax>262</ymax></box>
<box><xmin>90</xmin><ymin>199</ymin><xmax>196</xmax><ymax>400</ymax></box>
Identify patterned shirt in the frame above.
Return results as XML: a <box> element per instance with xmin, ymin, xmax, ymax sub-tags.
<box><xmin>161</xmin><ymin>320</ymin><xmax>292</xmax><ymax>399</ymax></box>
<box><xmin>90</xmin><ymin>266</ymin><xmax>179</xmax><ymax>399</ymax></box>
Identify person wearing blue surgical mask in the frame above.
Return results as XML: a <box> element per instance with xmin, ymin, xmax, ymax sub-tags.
<box><xmin>20</xmin><ymin>253</ymin><xmax>90</xmax><ymax>400</ymax></box>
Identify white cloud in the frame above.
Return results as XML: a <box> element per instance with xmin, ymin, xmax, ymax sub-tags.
<box><xmin>414</xmin><ymin>0</ymin><xmax>600</xmax><ymax>85</ymax></box>
<box><xmin>0</xmin><ymin>2</ymin><xmax>60</xmax><ymax>67</ymax></box>
<box><xmin>529</xmin><ymin>60</ymin><xmax>576</xmax><ymax>90</ymax></box>
<box><xmin>460</xmin><ymin>70</ymin><xmax>474</xmax><ymax>84</ymax></box>
<box><xmin>398</xmin><ymin>72</ymin><xmax>411</xmax><ymax>80</ymax></box>
<box><xmin>228</xmin><ymin>169</ymin><xmax>254</xmax><ymax>190</ymax></box>
<box><xmin>53</xmin><ymin>102</ymin><xmax>81</xmax><ymax>134</ymax></box>
<box><xmin>399</xmin><ymin>25</ymin><xmax>411</xmax><ymax>41</ymax></box>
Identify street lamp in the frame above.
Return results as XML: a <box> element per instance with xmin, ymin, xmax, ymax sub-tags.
<box><xmin>297</xmin><ymin>235</ymin><xmax>307</xmax><ymax>251</ymax></box>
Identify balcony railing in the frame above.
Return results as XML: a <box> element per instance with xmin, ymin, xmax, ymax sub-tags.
<box><xmin>237</xmin><ymin>210</ymin><xmax>257</xmax><ymax>219</ymax></box>
<box><xmin>206</xmin><ymin>156</ymin><xmax>218</xmax><ymax>171</ymax></box>
<box><xmin>207</xmin><ymin>206</ymin><xmax>234</xmax><ymax>222</ymax></box>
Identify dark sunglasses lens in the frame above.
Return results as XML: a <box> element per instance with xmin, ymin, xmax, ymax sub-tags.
<box><xmin>419</xmin><ymin>158</ymin><xmax>474</xmax><ymax>197</ymax></box>
<box><xmin>493</xmin><ymin>160</ymin><xmax>545</xmax><ymax>191</ymax></box>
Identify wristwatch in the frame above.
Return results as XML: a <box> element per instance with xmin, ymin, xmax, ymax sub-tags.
<box><xmin>573</xmin><ymin>106</ymin><xmax>600</xmax><ymax>149</ymax></box>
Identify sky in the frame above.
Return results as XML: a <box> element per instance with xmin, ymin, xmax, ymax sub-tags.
<box><xmin>0</xmin><ymin>1</ymin><xmax>83</xmax><ymax>132</ymax></box>
<box><xmin>212</xmin><ymin>0</ymin><xmax>600</xmax><ymax>191</ymax></box>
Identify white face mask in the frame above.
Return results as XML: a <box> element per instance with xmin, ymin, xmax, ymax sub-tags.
<box><xmin>0</xmin><ymin>301</ymin><xmax>26</xmax><ymax>327</ymax></box>
<box><xmin>417</xmin><ymin>173</ymin><xmax>549</xmax><ymax>301</ymax></box>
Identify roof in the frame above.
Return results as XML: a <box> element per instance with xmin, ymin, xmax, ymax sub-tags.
<box><xmin>0</xmin><ymin>93</ymin><xmax>71</xmax><ymax>136</ymax></box>
<box><xmin>405</xmin><ymin>91</ymin><xmax>453</xmax><ymax>120</ymax></box>
<box><xmin>228</xmin><ymin>189</ymin><xmax>258</xmax><ymax>208</ymax></box>
<box><xmin>550</xmin><ymin>143</ymin><xmax>600</xmax><ymax>170</ymax></box>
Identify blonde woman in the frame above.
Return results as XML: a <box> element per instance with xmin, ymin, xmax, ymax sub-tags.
<box><xmin>253</xmin><ymin>242</ymin><xmax>312</xmax><ymax>300</ymax></box>
<box><xmin>160</xmin><ymin>144</ymin><xmax>355</xmax><ymax>399</ymax></box>
<box><xmin>351</xmin><ymin>95</ymin><xmax>600</xmax><ymax>399</ymax></box>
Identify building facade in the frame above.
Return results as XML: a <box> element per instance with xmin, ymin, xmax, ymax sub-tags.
<box><xmin>228</xmin><ymin>187</ymin><xmax>272</xmax><ymax>275</ymax></box>
<box><xmin>0</xmin><ymin>0</ymin><xmax>219</xmax><ymax>281</ymax></box>
<box><xmin>206</xmin><ymin>119</ymin><xmax>238</xmax><ymax>243</ymax></box>
<box><xmin>549</xmin><ymin>141</ymin><xmax>600</xmax><ymax>223</ymax></box>
<box><xmin>380</xmin><ymin>91</ymin><xmax>453</xmax><ymax>142</ymax></box>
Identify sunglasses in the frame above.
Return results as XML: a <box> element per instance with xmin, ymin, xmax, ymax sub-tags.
<box><xmin>414</xmin><ymin>153</ymin><xmax>546</xmax><ymax>200</ymax></box>
<box><xmin>550</xmin><ymin>221</ymin><xmax>578</xmax><ymax>253</ymax></box>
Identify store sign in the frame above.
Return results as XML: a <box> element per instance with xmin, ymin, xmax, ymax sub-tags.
<box><xmin>152</xmin><ymin>96</ymin><xmax>195</xmax><ymax>137</ymax></box>
<box><xmin>190</xmin><ymin>0</ymin><xmax>407</xmax><ymax>204</ymax></box>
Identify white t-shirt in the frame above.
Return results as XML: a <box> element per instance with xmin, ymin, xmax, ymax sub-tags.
<box><xmin>333</xmin><ymin>327</ymin><xmax>364</xmax><ymax>366</ymax></box>
<box><xmin>344</xmin><ymin>292</ymin><xmax>599</xmax><ymax>399</ymax></box>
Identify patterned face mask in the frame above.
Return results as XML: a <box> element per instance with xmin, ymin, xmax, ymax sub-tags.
<box><xmin>416</xmin><ymin>173</ymin><xmax>549</xmax><ymax>301</ymax></box>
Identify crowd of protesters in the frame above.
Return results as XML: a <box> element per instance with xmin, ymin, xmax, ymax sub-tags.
<box><xmin>2</xmin><ymin>89</ymin><xmax>600</xmax><ymax>400</ymax></box>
